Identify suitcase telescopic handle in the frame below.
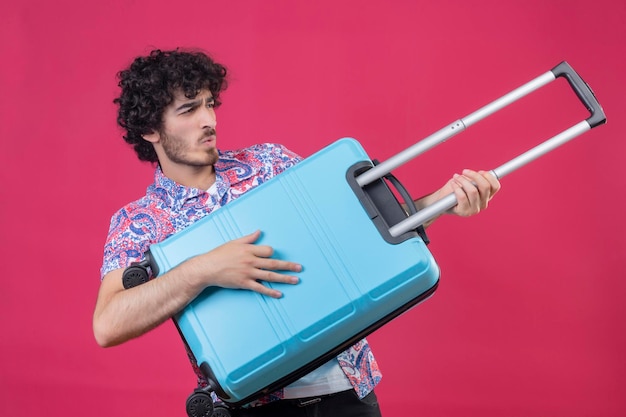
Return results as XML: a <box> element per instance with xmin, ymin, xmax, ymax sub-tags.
<box><xmin>551</xmin><ymin>62</ymin><xmax>606</xmax><ymax>129</ymax></box>
<box><xmin>357</xmin><ymin>62</ymin><xmax>606</xmax><ymax>189</ymax></box>
<box><xmin>372</xmin><ymin>62</ymin><xmax>606</xmax><ymax>237</ymax></box>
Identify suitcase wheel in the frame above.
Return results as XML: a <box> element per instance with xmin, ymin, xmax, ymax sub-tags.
<box><xmin>121</xmin><ymin>264</ymin><xmax>150</xmax><ymax>289</ymax></box>
<box><xmin>186</xmin><ymin>388</ymin><xmax>214</xmax><ymax>417</ymax></box>
<box><xmin>211</xmin><ymin>406</ymin><xmax>232</xmax><ymax>417</ymax></box>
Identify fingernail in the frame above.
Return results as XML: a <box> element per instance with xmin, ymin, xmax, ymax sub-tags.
<box><xmin>290</xmin><ymin>276</ymin><xmax>299</xmax><ymax>284</ymax></box>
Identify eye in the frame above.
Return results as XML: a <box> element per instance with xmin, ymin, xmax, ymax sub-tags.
<box><xmin>207</xmin><ymin>99</ymin><xmax>216</xmax><ymax>108</ymax></box>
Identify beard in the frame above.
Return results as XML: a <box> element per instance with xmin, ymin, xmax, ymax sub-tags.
<box><xmin>159</xmin><ymin>129</ymin><xmax>219</xmax><ymax>167</ymax></box>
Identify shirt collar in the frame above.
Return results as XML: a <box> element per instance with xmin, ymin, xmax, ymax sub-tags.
<box><xmin>147</xmin><ymin>164</ymin><xmax>231</xmax><ymax>211</ymax></box>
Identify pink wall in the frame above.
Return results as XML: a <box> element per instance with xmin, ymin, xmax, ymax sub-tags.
<box><xmin>1</xmin><ymin>1</ymin><xmax>625</xmax><ymax>416</ymax></box>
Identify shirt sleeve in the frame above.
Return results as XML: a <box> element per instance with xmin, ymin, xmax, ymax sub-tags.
<box><xmin>267</xmin><ymin>143</ymin><xmax>302</xmax><ymax>177</ymax></box>
<box><xmin>100</xmin><ymin>209</ymin><xmax>140</xmax><ymax>279</ymax></box>
<box><xmin>100</xmin><ymin>203</ymin><xmax>172</xmax><ymax>279</ymax></box>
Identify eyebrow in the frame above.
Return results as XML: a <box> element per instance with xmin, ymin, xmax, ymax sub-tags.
<box><xmin>175</xmin><ymin>99</ymin><xmax>201</xmax><ymax>112</ymax></box>
<box><xmin>174</xmin><ymin>96</ymin><xmax>215</xmax><ymax>112</ymax></box>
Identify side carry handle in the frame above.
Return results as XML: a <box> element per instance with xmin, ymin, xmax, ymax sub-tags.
<box><xmin>385</xmin><ymin>62</ymin><xmax>606</xmax><ymax>238</ymax></box>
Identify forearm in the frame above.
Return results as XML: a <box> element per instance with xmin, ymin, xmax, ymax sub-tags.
<box><xmin>93</xmin><ymin>261</ymin><xmax>204</xmax><ymax>347</ymax></box>
<box><xmin>93</xmin><ymin>230</ymin><xmax>302</xmax><ymax>347</ymax></box>
<box><xmin>402</xmin><ymin>169</ymin><xmax>501</xmax><ymax>228</ymax></box>
<box><xmin>401</xmin><ymin>193</ymin><xmax>443</xmax><ymax>229</ymax></box>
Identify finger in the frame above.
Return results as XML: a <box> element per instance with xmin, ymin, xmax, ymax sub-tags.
<box><xmin>478</xmin><ymin>170</ymin><xmax>501</xmax><ymax>197</ymax></box>
<box><xmin>256</xmin><ymin>257</ymin><xmax>303</xmax><ymax>273</ymax></box>
<box><xmin>461</xmin><ymin>169</ymin><xmax>491</xmax><ymax>209</ymax></box>
<box><xmin>251</xmin><ymin>244</ymin><xmax>274</xmax><ymax>258</ymax></box>
<box><xmin>450</xmin><ymin>178</ymin><xmax>472</xmax><ymax>213</ymax></box>
<box><xmin>462</xmin><ymin>169</ymin><xmax>489</xmax><ymax>191</ymax></box>
<box><xmin>249</xmin><ymin>270</ymin><xmax>301</xmax><ymax>298</ymax></box>
<box><xmin>246</xmin><ymin>280</ymin><xmax>284</xmax><ymax>298</ymax></box>
<box><xmin>233</xmin><ymin>230</ymin><xmax>262</xmax><ymax>244</ymax></box>
<box><xmin>256</xmin><ymin>269</ymin><xmax>300</xmax><ymax>284</ymax></box>
<box><xmin>454</xmin><ymin>173</ymin><xmax>480</xmax><ymax>204</ymax></box>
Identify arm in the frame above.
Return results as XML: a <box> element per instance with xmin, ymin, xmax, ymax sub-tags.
<box><xmin>409</xmin><ymin>169</ymin><xmax>501</xmax><ymax>228</ymax></box>
<box><xmin>93</xmin><ymin>230</ymin><xmax>301</xmax><ymax>347</ymax></box>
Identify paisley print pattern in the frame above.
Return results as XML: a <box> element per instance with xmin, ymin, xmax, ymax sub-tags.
<box><xmin>100</xmin><ymin>143</ymin><xmax>381</xmax><ymax>404</ymax></box>
<box><xmin>337</xmin><ymin>339</ymin><xmax>383</xmax><ymax>398</ymax></box>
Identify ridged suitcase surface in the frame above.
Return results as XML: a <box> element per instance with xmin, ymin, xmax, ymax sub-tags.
<box><xmin>148</xmin><ymin>137</ymin><xmax>440</xmax><ymax>405</ymax></box>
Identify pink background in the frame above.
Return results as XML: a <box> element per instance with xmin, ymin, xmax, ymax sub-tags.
<box><xmin>1</xmin><ymin>1</ymin><xmax>625</xmax><ymax>416</ymax></box>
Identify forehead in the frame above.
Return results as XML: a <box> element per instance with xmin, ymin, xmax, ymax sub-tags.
<box><xmin>170</xmin><ymin>88</ymin><xmax>213</xmax><ymax>103</ymax></box>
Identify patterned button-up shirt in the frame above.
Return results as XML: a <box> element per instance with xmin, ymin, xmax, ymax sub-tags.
<box><xmin>101</xmin><ymin>143</ymin><xmax>382</xmax><ymax>403</ymax></box>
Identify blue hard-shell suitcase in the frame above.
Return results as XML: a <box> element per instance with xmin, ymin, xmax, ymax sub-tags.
<box><xmin>121</xmin><ymin>62</ymin><xmax>605</xmax><ymax>417</ymax></box>
<box><xmin>146</xmin><ymin>137</ymin><xmax>441</xmax><ymax>406</ymax></box>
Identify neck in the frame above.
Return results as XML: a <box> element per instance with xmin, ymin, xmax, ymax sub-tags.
<box><xmin>160</xmin><ymin>162</ymin><xmax>216</xmax><ymax>190</ymax></box>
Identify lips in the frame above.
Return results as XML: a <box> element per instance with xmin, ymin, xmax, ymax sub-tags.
<box><xmin>200</xmin><ymin>132</ymin><xmax>217</xmax><ymax>145</ymax></box>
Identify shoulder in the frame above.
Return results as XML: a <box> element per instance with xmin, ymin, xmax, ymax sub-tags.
<box><xmin>101</xmin><ymin>196</ymin><xmax>174</xmax><ymax>278</ymax></box>
<box><xmin>220</xmin><ymin>143</ymin><xmax>301</xmax><ymax>163</ymax></box>
<box><xmin>217</xmin><ymin>143</ymin><xmax>302</xmax><ymax>183</ymax></box>
<box><xmin>107</xmin><ymin>195</ymin><xmax>173</xmax><ymax>241</ymax></box>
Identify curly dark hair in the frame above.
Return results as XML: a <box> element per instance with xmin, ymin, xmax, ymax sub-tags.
<box><xmin>114</xmin><ymin>49</ymin><xmax>228</xmax><ymax>163</ymax></box>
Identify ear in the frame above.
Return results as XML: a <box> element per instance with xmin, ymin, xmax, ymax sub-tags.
<box><xmin>142</xmin><ymin>130</ymin><xmax>160</xmax><ymax>144</ymax></box>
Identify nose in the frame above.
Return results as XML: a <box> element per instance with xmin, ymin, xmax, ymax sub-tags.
<box><xmin>199</xmin><ymin>105</ymin><xmax>217</xmax><ymax>130</ymax></box>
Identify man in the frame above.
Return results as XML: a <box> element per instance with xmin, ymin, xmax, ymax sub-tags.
<box><xmin>94</xmin><ymin>48</ymin><xmax>500</xmax><ymax>416</ymax></box>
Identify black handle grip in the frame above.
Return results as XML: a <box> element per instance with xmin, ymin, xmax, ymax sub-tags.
<box><xmin>551</xmin><ymin>61</ymin><xmax>606</xmax><ymax>128</ymax></box>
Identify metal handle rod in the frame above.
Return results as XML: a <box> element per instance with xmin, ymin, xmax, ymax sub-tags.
<box><xmin>356</xmin><ymin>71</ymin><xmax>557</xmax><ymax>187</ymax></box>
<box><xmin>463</xmin><ymin>71</ymin><xmax>556</xmax><ymax>128</ymax></box>
<box><xmin>491</xmin><ymin>121</ymin><xmax>590</xmax><ymax>178</ymax></box>
<box><xmin>388</xmin><ymin>120</ymin><xmax>592</xmax><ymax>237</ymax></box>
<box><xmin>355</xmin><ymin>120</ymin><xmax>466</xmax><ymax>187</ymax></box>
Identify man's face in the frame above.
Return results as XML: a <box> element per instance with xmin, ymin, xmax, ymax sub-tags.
<box><xmin>156</xmin><ymin>89</ymin><xmax>219</xmax><ymax>167</ymax></box>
